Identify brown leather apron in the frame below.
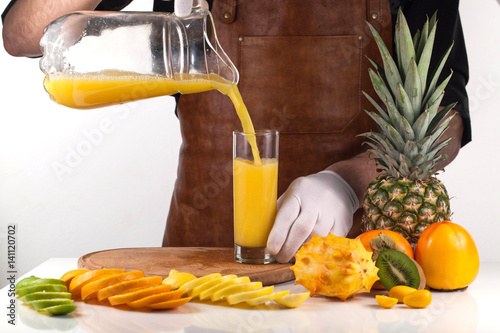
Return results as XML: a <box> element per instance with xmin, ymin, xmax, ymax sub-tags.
<box><xmin>163</xmin><ymin>0</ymin><xmax>392</xmax><ymax>247</ymax></box>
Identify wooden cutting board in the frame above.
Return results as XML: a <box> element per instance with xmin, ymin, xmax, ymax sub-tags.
<box><xmin>78</xmin><ymin>247</ymin><xmax>295</xmax><ymax>286</ymax></box>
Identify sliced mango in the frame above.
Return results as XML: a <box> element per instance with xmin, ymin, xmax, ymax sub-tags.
<box><xmin>97</xmin><ymin>276</ymin><xmax>163</xmax><ymax>302</ymax></box>
<box><xmin>69</xmin><ymin>269</ymin><xmax>125</xmax><ymax>296</ymax></box>
<box><xmin>147</xmin><ymin>297</ymin><xmax>192</xmax><ymax>310</ymax></box>
<box><xmin>81</xmin><ymin>271</ymin><xmax>145</xmax><ymax>300</ymax></box>
<box><xmin>108</xmin><ymin>285</ymin><xmax>171</xmax><ymax>306</ymax></box>
<box><xmin>127</xmin><ymin>290</ymin><xmax>183</xmax><ymax>309</ymax></box>
<box><xmin>59</xmin><ymin>269</ymin><xmax>89</xmax><ymax>286</ymax></box>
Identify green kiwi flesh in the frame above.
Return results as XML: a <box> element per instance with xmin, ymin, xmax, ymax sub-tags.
<box><xmin>375</xmin><ymin>250</ymin><xmax>420</xmax><ymax>291</ymax></box>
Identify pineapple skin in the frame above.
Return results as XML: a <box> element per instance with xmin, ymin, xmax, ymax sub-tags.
<box><xmin>291</xmin><ymin>234</ymin><xmax>379</xmax><ymax>301</ymax></box>
<box><xmin>361</xmin><ymin>176</ymin><xmax>450</xmax><ymax>250</ymax></box>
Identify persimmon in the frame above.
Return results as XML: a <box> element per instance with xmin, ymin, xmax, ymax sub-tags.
<box><xmin>356</xmin><ymin>230</ymin><xmax>414</xmax><ymax>259</ymax></box>
<box><xmin>415</xmin><ymin>221</ymin><xmax>479</xmax><ymax>290</ymax></box>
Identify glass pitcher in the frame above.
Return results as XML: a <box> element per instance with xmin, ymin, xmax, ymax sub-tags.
<box><xmin>39</xmin><ymin>7</ymin><xmax>238</xmax><ymax>109</ymax></box>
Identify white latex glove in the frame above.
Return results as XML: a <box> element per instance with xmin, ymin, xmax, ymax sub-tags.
<box><xmin>267</xmin><ymin>170</ymin><xmax>359</xmax><ymax>263</ymax></box>
<box><xmin>175</xmin><ymin>0</ymin><xmax>209</xmax><ymax>17</ymax></box>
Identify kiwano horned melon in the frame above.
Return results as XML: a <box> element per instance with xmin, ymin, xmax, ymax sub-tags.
<box><xmin>291</xmin><ymin>234</ymin><xmax>379</xmax><ymax>301</ymax></box>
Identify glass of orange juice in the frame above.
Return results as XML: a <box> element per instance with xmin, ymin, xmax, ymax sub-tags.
<box><xmin>233</xmin><ymin>130</ymin><xmax>279</xmax><ymax>264</ymax></box>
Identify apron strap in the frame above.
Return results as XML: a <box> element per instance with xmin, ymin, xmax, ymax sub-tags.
<box><xmin>216</xmin><ymin>0</ymin><xmax>391</xmax><ymax>26</ymax></box>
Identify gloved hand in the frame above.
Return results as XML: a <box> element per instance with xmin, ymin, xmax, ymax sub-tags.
<box><xmin>267</xmin><ymin>170</ymin><xmax>359</xmax><ymax>263</ymax></box>
<box><xmin>175</xmin><ymin>0</ymin><xmax>209</xmax><ymax>17</ymax></box>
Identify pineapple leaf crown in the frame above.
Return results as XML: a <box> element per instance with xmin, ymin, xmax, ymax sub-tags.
<box><xmin>360</xmin><ymin>9</ymin><xmax>457</xmax><ymax>181</ymax></box>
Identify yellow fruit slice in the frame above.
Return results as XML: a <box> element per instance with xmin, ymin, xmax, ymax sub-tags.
<box><xmin>108</xmin><ymin>285</ymin><xmax>171</xmax><ymax>306</ymax></box>
<box><xmin>60</xmin><ymin>269</ymin><xmax>89</xmax><ymax>286</ymax></box>
<box><xmin>375</xmin><ymin>295</ymin><xmax>398</xmax><ymax>309</ymax></box>
<box><xmin>69</xmin><ymin>269</ymin><xmax>125</xmax><ymax>296</ymax></box>
<box><xmin>179</xmin><ymin>273</ymin><xmax>222</xmax><ymax>296</ymax></box>
<box><xmin>97</xmin><ymin>276</ymin><xmax>163</xmax><ymax>302</ymax></box>
<box><xmin>147</xmin><ymin>297</ymin><xmax>192</xmax><ymax>310</ymax></box>
<box><xmin>127</xmin><ymin>290</ymin><xmax>183</xmax><ymax>309</ymax></box>
<box><xmin>403</xmin><ymin>289</ymin><xmax>432</xmax><ymax>308</ymax></box>
<box><xmin>226</xmin><ymin>286</ymin><xmax>274</xmax><ymax>305</ymax></box>
<box><xmin>190</xmin><ymin>275</ymin><xmax>238</xmax><ymax>299</ymax></box>
<box><xmin>246</xmin><ymin>290</ymin><xmax>290</xmax><ymax>306</ymax></box>
<box><xmin>211</xmin><ymin>282</ymin><xmax>262</xmax><ymax>302</ymax></box>
<box><xmin>388</xmin><ymin>285</ymin><xmax>417</xmax><ymax>303</ymax></box>
<box><xmin>81</xmin><ymin>271</ymin><xmax>146</xmax><ymax>301</ymax></box>
<box><xmin>162</xmin><ymin>270</ymin><xmax>197</xmax><ymax>290</ymax></box>
<box><xmin>274</xmin><ymin>292</ymin><xmax>310</xmax><ymax>308</ymax></box>
<box><xmin>199</xmin><ymin>277</ymin><xmax>250</xmax><ymax>301</ymax></box>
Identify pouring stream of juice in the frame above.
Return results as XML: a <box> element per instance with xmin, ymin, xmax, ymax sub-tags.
<box><xmin>43</xmin><ymin>71</ymin><xmax>262</xmax><ymax>164</ymax></box>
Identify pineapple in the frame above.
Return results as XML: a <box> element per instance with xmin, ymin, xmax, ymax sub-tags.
<box><xmin>360</xmin><ymin>9</ymin><xmax>456</xmax><ymax>250</ymax></box>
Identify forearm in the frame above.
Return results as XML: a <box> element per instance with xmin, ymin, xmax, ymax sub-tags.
<box><xmin>326</xmin><ymin>109</ymin><xmax>464</xmax><ymax>209</ymax></box>
<box><xmin>434</xmin><ymin>109</ymin><xmax>463</xmax><ymax>171</ymax></box>
<box><xmin>326</xmin><ymin>151</ymin><xmax>377</xmax><ymax>209</ymax></box>
<box><xmin>3</xmin><ymin>0</ymin><xmax>102</xmax><ymax>57</ymax></box>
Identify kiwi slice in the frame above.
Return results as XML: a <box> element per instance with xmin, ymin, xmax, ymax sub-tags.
<box><xmin>375</xmin><ymin>250</ymin><xmax>420</xmax><ymax>291</ymax></box>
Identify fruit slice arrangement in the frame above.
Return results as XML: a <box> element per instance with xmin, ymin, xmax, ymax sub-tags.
<box><xmin>164</xmin><ymin>269</ymin><xmax>309</xmax><ymax>308</ymax></box>
<box><xmin>63</xmin><ymin>268</ymin><xmax>192</xmax><ymax>310</ymax></box>
<box><xmin>15</xmin><ymin>276</ymin><xmax>76</xmax><ymax>316</ymax></box>
<box><xmin>17</xmin><ymin>267</ymin><xmax>309</xmax><ymax>317</ymax></box>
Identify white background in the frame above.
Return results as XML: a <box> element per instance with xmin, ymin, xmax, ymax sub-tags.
<box><xmin>1</xmin><ymin>0</ymin><xmax>499</xmax><ymax>288</ymax></box>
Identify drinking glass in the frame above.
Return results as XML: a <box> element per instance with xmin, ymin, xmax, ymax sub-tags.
<box><xmin>233</xmin><ymin>130</ymin><xmax>279</xmax><ymax>264</ymax></box>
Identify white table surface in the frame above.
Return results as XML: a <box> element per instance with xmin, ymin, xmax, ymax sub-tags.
<box><xmin>1</xmin><ymin>258</ymin><xmax>499</xmax><ymax>333</ymax></box>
